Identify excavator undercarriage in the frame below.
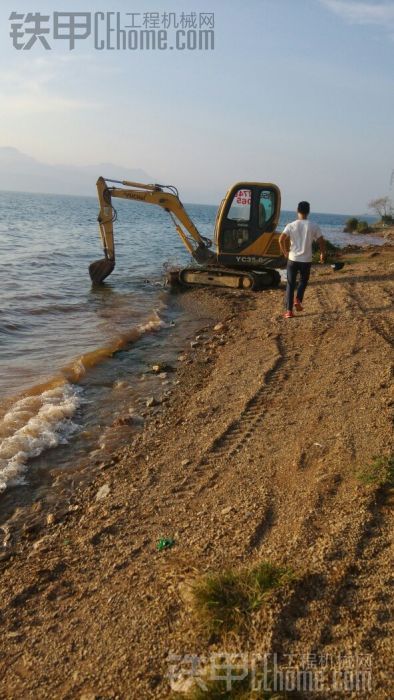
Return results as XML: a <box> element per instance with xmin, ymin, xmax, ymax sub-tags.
<box><xmin>175</xmin><ymin>267</ymin><xmax>281</xmax><ymax>290</ymax></box>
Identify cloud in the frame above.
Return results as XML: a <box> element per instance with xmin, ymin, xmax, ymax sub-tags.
<box><xmin>321</xmin><ymin>0</ymin><xmax>394</xmax><ymax>35</ymax></box>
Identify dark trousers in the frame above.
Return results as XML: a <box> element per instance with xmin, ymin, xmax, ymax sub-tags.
<box><xmin>285</xmin><ymin>260</ymin><xmax>312</xmax><ymax>311</ymax></box>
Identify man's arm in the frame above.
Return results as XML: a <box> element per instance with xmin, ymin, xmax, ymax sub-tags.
<box><xmin>279</xmin><ymin>232</ymin><xmax>289</xmax><ymax>258</ymax></box>
<box><xmin>314</xmin><ymin>224</ymin><xmax>325</xmax><ymax>263</ymax></box>
<box><xmin>317</xmin><ymin>236</ymin><xmax>326</xmax><ymax>263</ymax></box>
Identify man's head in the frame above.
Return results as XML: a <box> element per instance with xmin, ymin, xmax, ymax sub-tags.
<box><xmin>297</xmin><ymin>201</ymin><xmax>310</xmax><ymax>219</ymax></box>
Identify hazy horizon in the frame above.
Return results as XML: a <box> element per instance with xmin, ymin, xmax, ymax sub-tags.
<box><xmin>0</xmin><ymin>166</ymin><xmax>377</xmax><ymax>219</ymax></box>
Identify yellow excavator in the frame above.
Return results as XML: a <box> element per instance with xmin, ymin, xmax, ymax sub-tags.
<box><xmin>89</xmin><ymin>177</ymin><xmax>287</xmax><ymax>290</ymax></box>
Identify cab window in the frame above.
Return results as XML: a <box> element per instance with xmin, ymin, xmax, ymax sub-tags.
<box><xmin>227</xmin><ymin>189</ymin><xmax>252</xmax><ymax>222</ymax></box>
<box><xmin>259</xmin><ymin>190</ymin><xmax>275</xmax><ymax>228</ymax></box>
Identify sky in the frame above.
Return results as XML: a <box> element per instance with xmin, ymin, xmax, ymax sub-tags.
<box><xmin>0</xmin><ymin>0</ymin><xmax>393</xmax><ymax>213</ymax></box>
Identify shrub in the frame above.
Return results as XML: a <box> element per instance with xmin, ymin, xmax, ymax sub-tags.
<box><xmin>344</xmin><ymin>217</ymin><xmax>358</xmax><ymax>232</ymax></box>
<box><xmin>357</xmin><ymin>454</ymin><xmax>394</xmax><ymax>487</ymax></box>
<box><xmin>357</xmin><ymin>220</ymin><xmax>370</xmax><ymax>234</ymax></box>
<box><xmin>381</xmin><ymin>214</ymin><xmax>394</xmax><ymax>226</ymax></box>
<box><xmin>192</xmin><ymin>561</ymin><xmax>293</xmax><ymax>635</ymax></box>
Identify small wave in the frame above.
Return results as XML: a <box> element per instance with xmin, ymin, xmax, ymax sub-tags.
<box><xmin>28</xmin><ymin>303</ymin><xmax>87</xmax><ymax>316</ymax></box>
<box><xmin>0</xmin><ymin>384</ymin><xmax>81</xmax><ymax>493</ymax></box>
<box><xmin>61</xmin><ymin>311</ymin><xmax>165</xmax><ymax>381</ymax></box>
<box><xmin>0</xmin><ymin>321</ymin><xmax>27</xmax><ymax>333</ymax></box>
<box><xmin>0</xmin><ymin>311</ymin><xmax>165</xmax><ymax>406</ymax></box>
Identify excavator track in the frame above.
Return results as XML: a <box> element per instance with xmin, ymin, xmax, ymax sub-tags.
<box><xmin>170</xmin><ymin>266</ymin><xmax>281</xmax><ymax>291</ymax></box>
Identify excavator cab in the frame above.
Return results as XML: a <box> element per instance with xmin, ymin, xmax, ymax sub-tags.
<box><xmin>215</xmin><ymin>182</ymin><xmax>282</xmax><ymax>269</ymax></box>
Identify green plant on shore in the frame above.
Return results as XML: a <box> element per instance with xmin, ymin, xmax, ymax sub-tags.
<box><xmin>192</xmin><ymin>562</ymin><xmax>293</xmax><ymax>636</ymax></box>
<box><xmin>357</xmin><ymin>220</ymin><xmax>370</xmax><ymax>234</ymax></box>
<box><xmin>344</xmin><ymin>217</ymin><xmax>359</xmax><ymax>232</ymax></box>
<box><xmin>357</xmin><ymin>454</ymin><xmax>394</xmax><ymax>487</ymax></box>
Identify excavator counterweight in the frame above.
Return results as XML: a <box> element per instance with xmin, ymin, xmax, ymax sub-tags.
<box><xmin>89</xmin><ymin>177</ymin><xmax>286</xmax><ymax>288</ymax></box>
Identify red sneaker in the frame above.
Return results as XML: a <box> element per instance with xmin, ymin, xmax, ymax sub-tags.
<box><xmin>294</xmin><ymin>299</ymin><xmax>303</xmax><ymax>311</ymax></box>
<box><xmin>284</xmin><ymin>310</ymin><xmax>294</xmax><ymax>318</ymax></box>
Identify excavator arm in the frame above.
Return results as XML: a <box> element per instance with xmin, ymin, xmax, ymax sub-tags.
<box><xmin>89</xmin><ymin>177</ymin><xmax>214</xmax><ymax>284</ymax></box>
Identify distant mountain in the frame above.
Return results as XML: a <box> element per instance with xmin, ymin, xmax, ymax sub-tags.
<box><xmin>0</xmin><ymin>147</ymin><xmax>153</xmax><ymax>197</ymax></box>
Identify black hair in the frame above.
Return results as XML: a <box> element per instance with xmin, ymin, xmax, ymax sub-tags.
<box><xmin>297</xmin><ymin>201</ymin><xmax>310</xmax><ymax>216</ymax></box>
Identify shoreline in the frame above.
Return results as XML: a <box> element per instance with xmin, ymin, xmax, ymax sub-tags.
<box><xmin>0</xmin><ymin>287</ymin><xmax>227</xmax><ymax>533</ymax></box>
<box><xmin>344</xmin><ymin>224</ymin><xmax>394</xmax><ymax>243</ymax></box>
<box><xmin>0</xmin><ymin>244</ymin><xmax>393</xmax><ymax>698</ymax></box>
<box><xmin>369</xmin><ymin>224</ymin><xmax>394</xmax><ymax>240</ymax></box>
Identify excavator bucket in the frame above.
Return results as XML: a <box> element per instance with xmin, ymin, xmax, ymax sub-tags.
<box><xmin>89</xmin><ymin>258</ymin><xmax>115</xmax><ymax>284</ymax></box>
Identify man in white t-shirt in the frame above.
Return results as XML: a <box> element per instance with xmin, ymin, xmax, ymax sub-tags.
<box><xmin>279</xmin><ymin>201</ymin><xmax>326</xmax><ymax>318</ymax></box>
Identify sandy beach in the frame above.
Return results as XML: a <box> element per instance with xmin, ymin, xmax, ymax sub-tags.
<box><xmin>0</xmin><ymin>245</ymin><xmax>393</xmax><ymax>699</ymax></box>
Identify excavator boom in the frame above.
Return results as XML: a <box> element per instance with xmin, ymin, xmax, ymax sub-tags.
<box><xmin>89</xmin><ymin>177</ymin><xmax>214</xmax><ymax>284</ymax></box>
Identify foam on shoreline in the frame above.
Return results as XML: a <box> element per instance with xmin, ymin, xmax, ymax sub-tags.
<box><xmin>0</xmin><ymin>312</ymin><xmax>165</xmax><ymax>492</ymax></box>
<box><xmin>0</xmin><ymin>384</ymin><xmax>82</xmax><ymax>493</ymax></box>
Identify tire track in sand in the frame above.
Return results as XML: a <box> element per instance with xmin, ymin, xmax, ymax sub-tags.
<box><xmin>344</xmin><ymin>281</ymin><xmax>393</xmax><ymax>347</ymax></box>
<box><xmin>174</xmin><ymin>281</ymin><xmax>335</xmax><ymax>502</ymax></box>
<box><xmin>172</xmin><ymin>338</ymin><xmax>285</xmax><ymax>497</ymax></box>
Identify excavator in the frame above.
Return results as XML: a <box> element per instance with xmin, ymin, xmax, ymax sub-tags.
<box><xmin>89</xmin><ymin>177</ymin><xmax>287</xmax><ymax>290</ymax></box>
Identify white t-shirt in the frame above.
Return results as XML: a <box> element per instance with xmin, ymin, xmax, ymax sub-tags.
<box><xmin>283</xmin><ymin>219</ymin><xmax>322</xmax><ymax>263</ymax></box>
